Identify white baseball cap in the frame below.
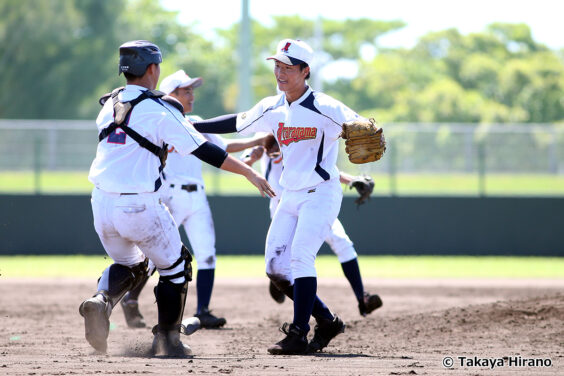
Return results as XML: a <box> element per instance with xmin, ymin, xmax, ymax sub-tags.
<box><xmin>267</xmin><ymin>39</ymin><xmax>314</xmax><ymax>66</ymax></box>
<box><xmin>159</xmin><ymin>69</ymin><xmax>203</xmax><ymax>95</ymax></box>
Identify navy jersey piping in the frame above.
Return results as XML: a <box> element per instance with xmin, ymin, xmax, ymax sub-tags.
<box><xmin>314</xmin><ymin>132</ymin><xmax>330</xmax><ymax>181</ymax></box>
<box><xmin>299</xmin><ymin>91</ymin><xmax>343</xmax><ymax>128</ymax></box>
<box><xmin>265</xmin><ymin>158</ymin><xmax>273</xmax><ymax>182</ymax></box>
<box><xmin>237</xmin><ymin>95</ymin><xmax>285</xmax><ymax>134</ymax></box>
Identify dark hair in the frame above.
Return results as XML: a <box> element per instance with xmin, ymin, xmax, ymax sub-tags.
<box><xmin>123</xmin><ymin>72</ymin><xmax>142</xmax><ymax>81</ymax></box>
<box><xmin>123</xmin><ymin>63</ymin><xmax>157</xmax><ymax>81</ymax></box>
<box><xmin>299</xmin><ymin>62</ymin><xmax>310</xmax><ymax>80</ymax></box>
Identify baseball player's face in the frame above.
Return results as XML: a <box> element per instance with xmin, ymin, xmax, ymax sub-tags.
<box><xmin>273</xmin><ymin>61</ymin><xmax>308</xmax><ymax>97</ymax></box>
<box><xmin>171</xmin><ymin>86</ymin><xmax>195</xmax><ymax>114</ymax></box>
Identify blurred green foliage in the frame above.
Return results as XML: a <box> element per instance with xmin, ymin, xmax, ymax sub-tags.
<box><xmin>1</xmin><ymin>0</ymin><xmax>563</xmax><ymax>122</ymax></box>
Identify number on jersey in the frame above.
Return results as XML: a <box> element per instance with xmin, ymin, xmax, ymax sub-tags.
<box><xmin>107</xmin><ymin>127</ymin><xmax>126</xmax><ymax>144</ymax></box>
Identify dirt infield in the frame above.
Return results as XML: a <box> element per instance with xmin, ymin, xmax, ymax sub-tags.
<box><xmin>0</xmin><ymin>277</ymin><xmax>562</xmax><ymax>375</ymax></box>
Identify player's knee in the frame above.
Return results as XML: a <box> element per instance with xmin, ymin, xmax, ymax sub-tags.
<box><xmin>328</xmin><ymin>237</ymin><xmax>353</xmax><ymax>253</ymax></box>
<box><xmin>290</xmin><ymin>254</ymin><xmax>316</xmax><ymax>278</ymax></box>
<box><xmin>157</xmin><ymin>245</ymin><xmax>193</xmax><ymax>284</ymax></box>
<box><xmin>265</xmin><ymin>254</ymin><xmax>291</xmax><ymax>282</ymax></box>
<box><xmin>195</xmin><ymin>254</ymin><xmax>216</xmax><ymax>269</ymax></box>
<box><xmin>333</xmin><ymin>245</ymin><xmax>357</xmax><ymax>263</ymax></box>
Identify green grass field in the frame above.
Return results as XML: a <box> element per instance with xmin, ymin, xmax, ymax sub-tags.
<box><xmin>1</xmin><ymin>171</ymin><xmax>564</xmax><ymax>196</ymax></box>
<box><xmin>1</xmin><ymin>255</ymin><xmax>562</xmax><ymax>278</ymax></box>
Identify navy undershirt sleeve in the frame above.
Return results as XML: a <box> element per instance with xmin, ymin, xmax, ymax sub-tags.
<box><xmin>191</xmin><ymin>141</ymin><xmax>228</xmax><ymax>168</ymax></box>
<box><xmin>192</xmin><ymin>114</ymin><xmax>237</xmax><ymax>134</ymax></box>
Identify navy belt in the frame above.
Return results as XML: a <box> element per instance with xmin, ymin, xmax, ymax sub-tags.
<box><xmin>171</xmin><ymin>184</ymin><xmax>198</xmax><ymax>193</ymax></box>
<box><xmin>120</xmin><ymin>193</ymin><xmax>138</xmax><ymax>196</ymax></box>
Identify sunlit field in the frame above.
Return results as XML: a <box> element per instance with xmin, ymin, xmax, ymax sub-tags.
<box><xmin>1</xmin><ymin>171</ymin><xmax>563</xmax><ymax>196</ymax></box>
<box><xmin>1</xmin><ymin>255</ymin><xmax>562</xmax><ymax>278</ymax></box>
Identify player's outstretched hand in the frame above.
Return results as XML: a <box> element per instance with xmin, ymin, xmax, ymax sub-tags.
<box><xmin>219</xmin><ymin>155</ymin><xmax>275</xmax><ymax>198</ymax></box>
<box><xmin>248</xmin><ymin>146</ymin><xmax>265</xmax><ymax>163</ymax></box>
<box><xmin>246</xmin><ymin>169</ymin><xmax>275</xmax><ymax>198</ymax></box>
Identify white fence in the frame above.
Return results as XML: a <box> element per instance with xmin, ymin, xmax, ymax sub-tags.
<box><xmin>1</xmin><ymin>120</ymin><xmax>563</xmax><ymax>194</ymax></box>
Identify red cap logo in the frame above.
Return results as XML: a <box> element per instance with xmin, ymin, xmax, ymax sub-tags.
<box><xmin>281</xmin><ymin>42</ymin><xmax>291</xmax><ymax>53</ymax></box>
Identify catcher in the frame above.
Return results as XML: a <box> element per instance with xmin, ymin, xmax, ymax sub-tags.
<box><xmin>243</xmin><ymin>135</ymin><xmax>383</xmax><ymax>317</ymax></box>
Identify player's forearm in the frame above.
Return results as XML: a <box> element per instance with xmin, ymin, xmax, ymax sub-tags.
<box><xmin>239</xmin><ymin>146</ymin><xmax>264</xmax><ymax>167</ymax></box>
<box><xmin>192</xmin><ymin>141</ymin><xmax>228</xmax><ymax>168</ymax></box>
<box><xmin>225</xmin><ymin>136</ymin><xmax>263</xmax><ymax>153</ymax></box>
<box><xmin>220</xmin><ymin>155</ymin><xmax>257</xmax><ymax>177</ymax></box>
<box><xmin>192</xmin><ymin>114</ymin><xmax>237</xmax><ymax>134</ymax></box>
<box><xmin>241</xmin><ymin>154</ymin><xmax>256</xmax><ymax>167</ymax></box>
<box><xmin>339</xmin><ymin>171</ymin><xmax>355</xmax><ymax>185</ymax></box>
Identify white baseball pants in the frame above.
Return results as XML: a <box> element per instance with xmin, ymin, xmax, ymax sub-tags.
<box><xmin>91</xmin><ymin>188</ymin><xmax>185</xmax><ymax>282</ymax></box>
<box><xmin>265</xmin><ymin>178</ymin><xmax>343</xmax><ymax>281</ymax></box>
<box><xmin>162</xmin><ymin>185</ymin><xmax>216</xmax><ymax>269</ymax></box>
<box><xmin>269</xmin><ymin>187</ymin><xmax>356</xmax><ymax>264</ymax></box>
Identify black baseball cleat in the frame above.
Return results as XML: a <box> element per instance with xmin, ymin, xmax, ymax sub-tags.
<box><xmin>267</xmin><ymin>323</ymin><xmax>308</xmax><ymax>355</ymax></box>
<box><xmin>308</xmin><ymin>315</ymin><xmax>345</xmax><ymax>353</ymax></box>
<box><xmin>152</xmin><ymin>327</ymin><xmax>193</xmax><ymax>358</ymax></box>
<box><xmin>269</xmin><ymin>280</ymin><xmax>286</xmax><ymax>304</ymax></box>
<box><xmin>195</xmin><ymin>307</ymin><xmax>226</xmax><ymax>329</ymax></box>
<box><xmin>358</xmin><ymin>292</ymin><xmax>383</xmax><ymax>317</ymax></box>
<box><xmin>79</xmin><ymin>295</ymin><xmax>111</xmax><ymax>353</ymax></box>
<box><xmin>121</xmin><ymin>297</ymin><xmax>146</xmax><ymax>328</ymax></box>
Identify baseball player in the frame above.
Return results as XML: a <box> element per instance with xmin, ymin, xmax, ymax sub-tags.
<box><xmin>190</xmin><ymin>39</ymin><xmax>374</xmax><ymax>355</ymax></box>
<box><xmin>79</xmin><ymin>40</ymin><xmax>274</xmax><ymax>357</ymax></box>
<box><xmin>120</xmin><ymin>69</ymin><xmax>265</xmax><ymax>330</ymax></box>
<box><xmin>243</xmin><ymin>136</ymin><xmax>383</xmax><ymax>317</ymax></box>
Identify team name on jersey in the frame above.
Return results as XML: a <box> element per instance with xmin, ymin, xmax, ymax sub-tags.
<box><xmin>277</xmin><ymin>122</ymin><xmax>317</xmax><ymax>146</ymax></box>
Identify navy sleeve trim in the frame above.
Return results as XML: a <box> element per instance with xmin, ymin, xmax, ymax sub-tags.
<box><xmin>299</xmin><ymin>91</ymin><xmax>342</xmax><ymax>128</ymax></box>
<box><xmin>191</xmin><ymin>141</ymin><xmax>228</xmax><ymax>168</ymax></box>
<box><xmin>192</xmin><ymin>114</ymin><xmax>237</xmax><ymax>134</ymax></box>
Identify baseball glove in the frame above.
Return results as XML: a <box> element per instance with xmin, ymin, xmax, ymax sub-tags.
<box><xmin>349</xmin><ymin>175</ymin><xmax>374</xmax><ymax>206</ymax></box>
<box><xmin>341</xmin><ymin>118</ymin><xmax>386</xmax><ymax>164</ymax></box>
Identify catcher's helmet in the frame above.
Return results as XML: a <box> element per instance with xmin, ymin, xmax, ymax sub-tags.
<box><xmin>118</xmin><ymin>40</ymin><xmax>162</xmax><ymax>76</ymax></box>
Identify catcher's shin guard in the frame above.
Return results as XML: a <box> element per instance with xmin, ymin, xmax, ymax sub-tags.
<box><xmin>96</xmin><ymin>260</ymin><xmax>149</xmax><ymax>308</ymax></box>
<box><xmin>128</xmin><ymin>258</ymin><xmax>151</xmax><ymax>294</ymax></box>
<box><xmin>152</xmin><ymin>278</ymin><xmax>191</xmax><ymax>357</ymax></box>
<box><xmin>152</xmin><ymin>246</ymin><xmax>193</xmax><ymax>357</ymax></box>
<box><xmin>154</xmin><ymin>277</ymin><xmax>188</xmax><ymax>331</ymax></box>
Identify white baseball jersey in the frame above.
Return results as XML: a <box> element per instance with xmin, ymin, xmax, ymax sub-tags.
<box><xmin>89</xmin><ymin>84</ymin><xmax>206</xmax><ymax>193</ymax></box>
<box><xmin>239</xmin><ymin>86</ymin><xmax>361</xmax><ymax>280</ymax></box>
<box><xmin>164</xmin><ymin>116</ymin><xmax>228</xmax><ymax>187</ymax></box>
<box><xmin>236</xmin><ymin>86</ymin><xmax>361</xmax><ymax>191</ymax></box>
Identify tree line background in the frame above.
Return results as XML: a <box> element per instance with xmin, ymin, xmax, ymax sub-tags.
<box><xmin>1</xmin><ymin>0</ymin><xmax>563</xmax><ymax>123</ymax></box>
